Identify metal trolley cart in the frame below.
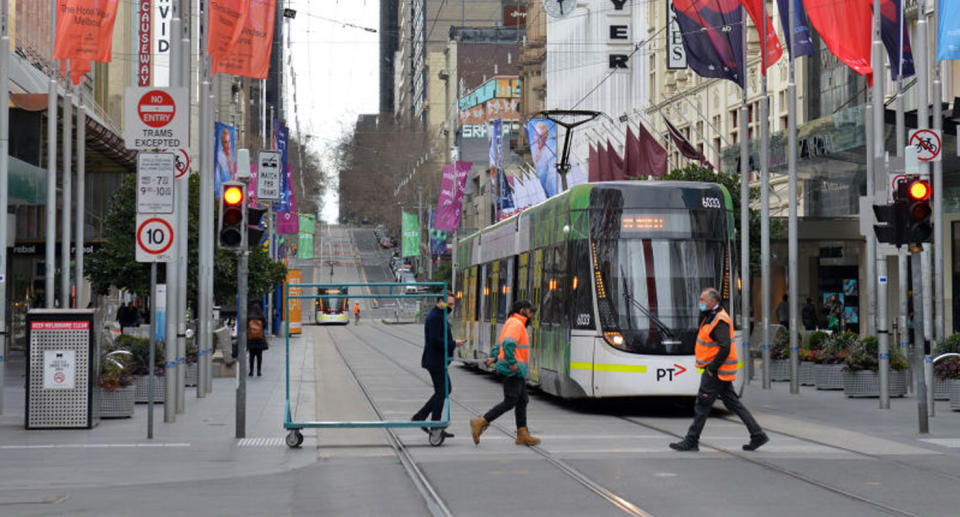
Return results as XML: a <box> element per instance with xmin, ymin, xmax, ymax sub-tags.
<box><xmin>282</xmin><ymin>282</ymin><xmax>452</xmax><ymax>448</ymax></box>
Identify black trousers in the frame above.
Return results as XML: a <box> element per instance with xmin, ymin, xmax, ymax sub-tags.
<box><xmin>413</xmin><ymin>369</ymin><xmax>450</xmax><ymax>422</ymax></box>
<box><xmin>249</xmin><ymin>349</ymin><xmax>263</xmax><ymax>374</ymax></box>
<box><xmin>685</xmin><ymin>372</ymin><xmax>763</xmax><ymax>442</ymax></box>
<box><xmin>483</xmin><ymin>375</ymin><xmax>528</xmax><ymax>429</ymax></box>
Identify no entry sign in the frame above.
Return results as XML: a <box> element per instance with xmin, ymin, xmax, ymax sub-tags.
<box><xmin>136</xmin><ymin>214</ymin><xmax>176</xmax><ymax>263</ymax></box>
<box><xmin>124</xmin><ymin>87</ymin><xmax>188</xmax><ymax>150</ymax></box>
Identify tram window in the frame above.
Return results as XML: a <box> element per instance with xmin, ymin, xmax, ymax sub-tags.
<box><xmin>541</xmin><ymin>246</ymin><xmax>558</xmax><ymax>326</ymax></box>
<box><xmin>483</xmin><ymin>265</ymin><xmax>492</xmax><ymax>322</ymax></box>
<box><xmin>571</xmin><ymin>240</ymin><xmax>594</xmax><ymax>329</ymax></box>
<box><xmin>473</xmin><ymin>267</ymin><xmax>481</xmax><ymax>321</ymax></box>
<box><xmin>517</xmin><ymin>253</ymin><xmax>529</xmax><ymax>301</ymax></box>
<box><xmin>497</xmin><ymin>259</ymin><xmax>509</xmax><ymax>322</ymax></box>
<box><xmin>553</xmin><ymin>245</ymin><xmax>567</xmax><ymax>325</ymax></box>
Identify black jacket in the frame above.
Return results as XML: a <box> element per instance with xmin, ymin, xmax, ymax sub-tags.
<box><xmin>422</xmin><ymin>307</ymin><xmax>455</xmax><ymax>371</ymax></box>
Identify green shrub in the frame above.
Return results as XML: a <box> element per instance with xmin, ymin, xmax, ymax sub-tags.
<box><xmin>814</xmin><ymin>331</ymin><xmax>857</xmax><ymax>364</ymax></box>
<box><xmin>771</xmin><ymin>329</ymin><xmax>790</xmax><ymax>360</ymax></box>
<box><xmin>844</xmin><ymin>336</ymin><xmax>908</xmax><ymax>372</ymax></box>
<box><xmin>806</xmin><ymin>330</ymin><xmax>829</xmax><ymax>351</ymax></box>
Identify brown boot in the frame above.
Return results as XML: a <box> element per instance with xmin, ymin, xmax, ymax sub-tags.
<box><xmin>515</xmin><ymin>427</ymin><xmax>541</xmax><ymax>446</ymax></box>
<box><xmin>470</xmin><ymin>417</ymin><xmax>488</xmax><ymax>445</ymax></box>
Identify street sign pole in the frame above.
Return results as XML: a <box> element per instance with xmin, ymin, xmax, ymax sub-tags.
<box><xmin>148</xmin><ymin>262</ymin><xmax>157</xmax><ymax>439</ymax></box>
<box><xmin>872</xmin><ymin>0</ymin><xmax>890</xmax><ymax>409</ymax></box>
<box><xmin>0</xmin><ymin>0</ymin><xmax>9</xmax><ymax>413</ymax></box>
<box><xmin>61</xmin><ymin>63</ymin><xmax>72</xmax><ymax>308</ymax></box>
<box><xmin>170</xmin><ymin>13</ymin><xmax>186</xmax><ymax>415</ymax></box>
<box><xmin>46</xmin><ymin>0</ymin><xmax>57</xmax><ymax>308</ymax></box>
<box><xmin>912</xmin><ymin>248</ymin><xmax>929</xmax><ymax>433</ymax></box>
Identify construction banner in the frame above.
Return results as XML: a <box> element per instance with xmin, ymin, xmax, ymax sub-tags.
<box><xmin>284</xmin><ymin>269</ymin><xmax>302</xmax><ymax>335</ymax></box>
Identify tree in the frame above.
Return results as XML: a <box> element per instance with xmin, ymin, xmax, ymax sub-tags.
<box><xmin>86</xmin><ymin>174</ymin><xmax>287</xmax><ymax>307</ymax></box>
<box><xmin>661</xmin><ymin>164</ymin><xmax>781</xmax><ymax>274</ymax></box>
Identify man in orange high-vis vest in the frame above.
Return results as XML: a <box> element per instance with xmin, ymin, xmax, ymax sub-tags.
<box><xmin>353</xmin><ymin>303</ymin><xmax>360</xmax><ymax>325</ymax></box>
<box><xmin>470</xmin><ymin>300</ymin><xmax>540</xmax><ymax>447</ymax></box>
<box><xmin>670</xmin><ymin>288</ymin><xmax>769</xmax><ymax>452</ymax></box>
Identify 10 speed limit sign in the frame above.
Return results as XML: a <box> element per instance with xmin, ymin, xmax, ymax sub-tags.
<box><xmin>136</xmin><ymin>214</ymin><xmax>176</xmax><ymax>263</ymax></box>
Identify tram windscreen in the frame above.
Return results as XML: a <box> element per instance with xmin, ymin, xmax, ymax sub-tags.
<box><xmin>318</xmin><ymin>289</ymin><xmax>346</xmax><ymax>313</ymax></box>
<box><xmin>594</xmin><ymin>209</ymin><xmax>728</xmax><ymax>355</ymax></box>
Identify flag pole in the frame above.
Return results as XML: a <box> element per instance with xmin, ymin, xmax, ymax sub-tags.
<box><xmin>46</xmin><ymin>0</ymin><xmax>58</xmax><ymax>308</ymax></box>
<box><xmin>932</xmin><ymin>0</ymin><xmax>944</xmax><ymax>345</ymax></box>
<box><xmin>760</xmin><ymin>0</ymin><xmax>772</xmax><ymax>390</ymax></box>
<box><xmin>873</xmin><ymin>0</ymin><xmax>890</xmax><ymax>409</ymax></box>
<box><xmin>787</xmin><ymin>0</ymin><xmax>799</xmax><ymax>394</ymax></box>
<box><xmin>740</xmin><ymin>5</ymin><xmax>752</xmax><ymax>384</ymax></box>
<box><xmin>0</xmin><ymin>0</ymin><xmax>10</xmax><ymax>412</ymax></box>
<box><xmin>896</xmin><ymin>0</ymin><xmax>910</xmax><ymax>394</ymax></box>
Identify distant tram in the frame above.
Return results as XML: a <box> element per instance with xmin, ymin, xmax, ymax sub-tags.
<box><xmin>315</xmin><ymin>287</ymin><xmax>349</xmax><ymax>325</ymax></box>
<box><xmin>452</xmin><ymin>181</ymin><xmax>746</xmax><ymax>398</ymax></box>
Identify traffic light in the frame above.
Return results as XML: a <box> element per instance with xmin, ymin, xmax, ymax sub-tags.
<box><xmin>219</xmin><ymin>181</ymin><xmax>246</xmax><ymax>250</ymax></box>
<box><xmin>901</xmin><ymin>178</ymin><xmax>932</xmax><ymax>245</ymax></box>
<box><xmin>247</xmin><ymin>206</ymin><xmax>267</xmax><ymax>249</ymax></box>
<box><xmin>873</xmin><ymin>202</ymin><xmax>904</xmax><ymax>246</ymax></box>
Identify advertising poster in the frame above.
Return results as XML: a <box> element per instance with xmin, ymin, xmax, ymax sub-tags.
<box><xmin>214</xmin><ymin>122</ymin><xmax>236</xmax><ymax>196</ymax></box>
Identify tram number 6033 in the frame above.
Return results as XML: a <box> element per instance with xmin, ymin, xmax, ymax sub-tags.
<box><xmin>701</xmin><ymin>196</ymin><xmax>721</xmax><ymax>209</ymax></box>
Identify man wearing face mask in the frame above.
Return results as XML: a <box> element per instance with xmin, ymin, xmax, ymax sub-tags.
<box><xmin>412</xmin><ymin>295</ymin><xmax>464</xmax><ymax>436</ymax></box>
<box><xmin>670</xmin><ymin>288</ymin><xmax>769</xmax><ymax>452</ymax></box>
<box><xmin>471</xmin><ymin>300</ymin><xmax>541</xmax><ymax>446</ymax></box>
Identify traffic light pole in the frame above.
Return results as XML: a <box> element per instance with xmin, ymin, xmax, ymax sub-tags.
<box><xmin>171</xmin><ymin>12</ymin><xmax>186</xmax><ymax>416</ymax></box>
<box><xmin>871</xmin><ymin>0</ymin><xmax>890</xmax><ymax>409</ymax></box>
<box><xmin>917</xmin><ymin>9</ymin><xmax>935</xmax><ymax>418</ymax></box>
<box><xmin>236</xmin><ymin>244</ymin><xmax>248</xmax><ymax>439</ymax></box>
<box><xmin>911</xmin><ymin>249</ymin><xmax>929</xmax><ymax>433</ymax></box>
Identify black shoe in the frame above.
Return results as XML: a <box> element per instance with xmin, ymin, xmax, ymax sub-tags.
<box><xmin>257</xmin><ymin>371</ymin><xmax>262</xmax><ymax>376</ymax></box>
<box><xmin>248</xmin><ymin>371</ymin><xmax>253</xmax><ymax>377</ymax></box>
<box><xmin>440</xmin><ymin>430</ymin><xmax>455</xmax><ymax>438</ymax></box>
<box><xmin>743</xmin><ymin>434</ymin><xmax>769</xmax><ymax>451</ymax></box>
<box><xmin>669</xmin><ymin>439</ymin><xmax>699</xmax><ymax>452</ymax></box>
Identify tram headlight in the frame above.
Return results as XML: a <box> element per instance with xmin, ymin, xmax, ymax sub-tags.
<box><xmin>604</xmin><ymin>331</ymin><xmax>625</xmax><ymax>348</ymax></box>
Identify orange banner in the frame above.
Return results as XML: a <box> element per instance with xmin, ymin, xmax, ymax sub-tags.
<box><xmin>211</xmin><ymin>0</ymin><xmax>275</xmax><ymax>79</ymax></box>
<box><xmin>53</xmin><ymin>0</ymin><xmax>119</xmax><ymax>64</ymax></box>
<box><xmin>284</xmin><ymin>269</ymin><xmax>303</xmax><ymax>335</ymax></box>
<box><xmin>208</xmin><ymin>0</ymin><xmax>251</xmax><ymax>59</ymax></box>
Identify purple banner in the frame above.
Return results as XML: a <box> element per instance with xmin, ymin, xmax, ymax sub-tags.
<box><xmin>434</xmin><ymin>161</ymin><xmax>472</xmax><ymax>232</ymax></box>
<box><xmin>276</xmin><ymin>162</ymin><xmax>299</xmax><ymax>234</ymax></box>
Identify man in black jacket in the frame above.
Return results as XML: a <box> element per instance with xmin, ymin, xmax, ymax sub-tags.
<box><xmin>412</xmin><ymin>295</ymin><xmax>464</xmax><ymax>437</ymax></box>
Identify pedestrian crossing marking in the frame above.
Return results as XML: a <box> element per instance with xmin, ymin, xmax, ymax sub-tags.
<box><xmin>237</xmin><ymin>437</ymin><xmax>286</xmax><ymax>447</ymax></box>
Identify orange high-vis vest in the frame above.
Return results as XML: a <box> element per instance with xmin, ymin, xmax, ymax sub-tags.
<box><xmin>353</xmin><ymin>304</ymin><xmax>359</xmax><ymax>315</ymax></box>
<box><xmin>695</xmin><ymin>308</ymin><xmax>738</xmax><ymax>381</ymax></box>
<box><xmin>497</xmin><ymin>313</ymin><xmax>530</xmax><ymax>364</ymax></box>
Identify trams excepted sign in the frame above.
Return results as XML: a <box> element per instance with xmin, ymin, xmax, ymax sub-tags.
<box><xmin>136</xmin><ymin>214</ymin><xmax>176</xmax><ymax>263</ymax></box>
<box><xmin>909</xmin><ymin>129</ymin><xmax>941</xmax><ymax>162</ymax></box>
<box><xmin>124</xmin><ymin>87</ymin><xmax>188</xmax><ymax>150</ymax></box>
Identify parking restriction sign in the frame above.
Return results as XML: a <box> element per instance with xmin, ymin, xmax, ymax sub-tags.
<box><xmin>136</xmin><ymin>214</ymin><xmax>176</xmax><ymax>263</ymax></box>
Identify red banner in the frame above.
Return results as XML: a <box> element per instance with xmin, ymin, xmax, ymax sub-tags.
<box><xmin>211</xmin><ymin>0</ymin><xmax>276</xmax><ymax>79</ymax></box>
<box><xmin>803</xmin><ymin>0</ymin><xmax>873</xmax><ymax>84</ymax></box>
<box><xmin>208</xmin><ymin>0</ymin><xmax>251</xmax><ymax>59</ymax></box>
<box><xmin>53</xmin><ymin>0</ymin><xmax>119</xmax><ymax>83</ymax></box>
<box><xmin>738</xmin><ymin>0</ymin><xmax>783</xmax><ymax>72</ymax></box>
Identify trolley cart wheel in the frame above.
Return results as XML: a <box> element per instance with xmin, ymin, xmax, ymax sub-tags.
<box><xmin>428</xmin><ymin>428</ymin><xmax>446</xmax><ymax>447</ymax></box>
<box><xmin>286</xmin><ymin>430</ymin><xmax>304</xmax><ymax>448</ymax></box>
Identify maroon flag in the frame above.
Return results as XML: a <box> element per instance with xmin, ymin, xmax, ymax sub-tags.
<box><xmin>588</xmin><ymin>144</ymin><xmax>602</xmax><ymax>182</ymax></box>
<box><xmin>663</xmin><ymin>116</ymin><xmax>707</xmax><ymax>165</ymax></box>
<box><xmin>626</xmin><ymin>124</ymin><xmax>668</xmax><ymax>178</ymax></box>
<box><xmin>606</xmin><ymin>140</ymin><xmax>626</xmax><ymax>181</ymax></box>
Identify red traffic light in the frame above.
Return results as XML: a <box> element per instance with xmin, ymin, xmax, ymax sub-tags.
<box><xmin>907</xmin><ymin>180</ymin><xmax>931</xmax><ymax>201</ymax></box>
<box><xmin>223</xmin><ymin>185</ymin><xmax>244</xmax><ymax>206</ymax></box>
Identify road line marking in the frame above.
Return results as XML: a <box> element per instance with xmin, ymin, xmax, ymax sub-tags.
<box><xmin>0</xmin><ymin>443</ymin><xmax>190</xmax><ymax>449</ymax></box>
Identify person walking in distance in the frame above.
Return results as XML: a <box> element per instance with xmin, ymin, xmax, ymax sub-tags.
<box><xmin>775</xmin><ymin>294</ymin><xmax>789</xmax><ymax>329</ymax></box>
<box><xmin>412</xmin><ymin>296</ymin><xmax>463</xmax><ymax>437</ymax></box>
<box><xmin>470</xmin><ymin>300</ymin><xmax>541</xmax><ymax>446</ymax></box>
<box><xmin>247</xmin><ymin>303</ymin><xmax>269</xmax><ymax>377</ymax></box>
<box><xmin>670</xmin><ymin>288</ymin><xmax>769</xmax><ymax>452</ymax></box>
<box><xmin>353</xmin><ymin>302</ymin><xmax>360</xmax><ymax>325</ymax></box>
<box><xmin>802</xmin><ymin>297</ymin><xmax>818</xmax><ymax>331</ymax></box>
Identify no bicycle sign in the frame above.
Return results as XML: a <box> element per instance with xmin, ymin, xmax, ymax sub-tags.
<box><xmin>124</xmin><ymin>87</ymin><xmax>188</xmax><ymax>151</ymax></box>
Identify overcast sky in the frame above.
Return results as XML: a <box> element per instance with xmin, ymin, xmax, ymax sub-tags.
<box><xmin>285</xmin><ymin>0</ymin><xmax>380</xmax><ymax>223</ymax></box>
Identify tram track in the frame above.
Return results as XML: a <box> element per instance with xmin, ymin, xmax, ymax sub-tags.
<box><xmin>372</xmin><ymin>324</ymin><xmax>954</xmax><ymax>517</ymax></box>
<box><xmin>349</xmin><ymin>323</ymin><xmax>654</xmax><ymax>517</ymax></box>
<box><xmin>324</xmin><ymin>326</ymin><xmax>454</xmax><ymax>517</ymax></box>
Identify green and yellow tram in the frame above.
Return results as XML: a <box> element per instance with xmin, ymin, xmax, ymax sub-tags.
<box><xmin>315</xmin><ymin>286</ymin><xmax>350</xmax><ymax>325</ymax></box>
<box><xmin>452</xmin><ymin>181</ymin><xmax>745</xmax><ymax>398</ymax></box>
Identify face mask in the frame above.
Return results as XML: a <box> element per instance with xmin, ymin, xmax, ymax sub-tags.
<box><xmin>446</xmin><ymin>306</ymin><xmax>454</xmax><ymax>314</ymax></box>
<box><xmin>699</xmin><ymin>303</ymin><xmax>709</xmax><ymax>312</ymax></box>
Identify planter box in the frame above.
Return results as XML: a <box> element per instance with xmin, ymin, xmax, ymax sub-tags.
<box><xmin>134</xmin><ymin>375</ymin><xmax>166</xmax><ymax>403</ymax></box>
<box><xmin>814</xmin><ymin>363</ymin><xmax>845</xmax><ymax>390</ymax></box>
<box><xmin>98</xmin><ymin>385</ymin><xmax>135</xmax><ymax>418</ymax></box>
<box><xmin>799</xmin><ymin>361</ymin><xmax>816</xmax><ymax>386</ymax></box>
<box><xmin>951</xmin><ymin>380</ymin><xmax>960</xmax><ymax>412</ymax></box>
<box><xmin>842</xmin><ymin>370</ymin><xmax>908</xmax><ymax>398</ymax></box>
<box><xmin>185</xmin><ymin>362</ymin><xmax>198</xmax><ymax>387</ymax></box>
<box><xmin>769</xmin><ymin>359</ymin><xmax>791</xmax><ymax>381</ymax></box>
<box><xmin>934</xmin><ymin>377</ymin><xmax>952</xmax><ymax>401</ymax></box>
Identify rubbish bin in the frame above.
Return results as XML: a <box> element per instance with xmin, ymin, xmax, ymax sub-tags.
<box><xmin>25</xmin><ymin>309</ymin><xmax>99</xmax><ymax>429</ymax></box>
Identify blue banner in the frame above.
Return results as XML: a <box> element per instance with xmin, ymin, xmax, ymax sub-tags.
<box><xmin>214</xmin><ymin>122</ymin><xmax>236</xmax><ymax>196</ymax></box>
<box><xmin>937</xmin><ymin>0</ymin><xmax>960</xmax><ymax>61</ymax></box>
<box><xmin>429</xmin><ymin>210</ymin><xmax>447</xmax><ymax>257</ymax></box>
<box><xmin>671</xmin><ymin>1</ymin><xmax>745</xmax><ymax>87</ymax></box>
<box><xmin>878</xmin><ymin>0</ymin><xmax>915</xmax><ymax>79</ymax></box>
<box><xmin>776</xmin><ymin>0</ymin><xmax>815</xmax><ymax>59</ymax></box>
